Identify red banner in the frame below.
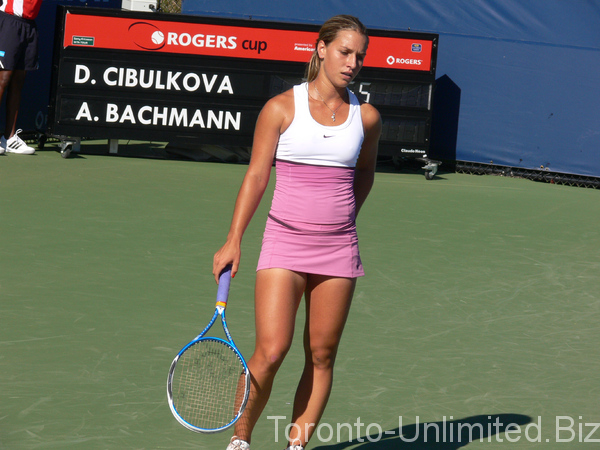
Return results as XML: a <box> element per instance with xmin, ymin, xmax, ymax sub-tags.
<box><xmin>63</xmin><ymin>12</ymin><xmax>433</xmax><ymax>71</ymax></box>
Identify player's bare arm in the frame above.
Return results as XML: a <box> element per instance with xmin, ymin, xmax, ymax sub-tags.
<box><xmin>212</xmin><ymin>91</ymin><xmax>294</xmax><ymax>281</ymax></box>
<box><xmin>354</xmin><ymin>102</ymin><xmax>382</xmax><ymax>216</ymax></box>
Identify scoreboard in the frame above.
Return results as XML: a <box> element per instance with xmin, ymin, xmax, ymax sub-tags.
<box><xmin>49</xmin><ymin>6</ymin><xmax>438</xmax><ymax>157</ymax></box>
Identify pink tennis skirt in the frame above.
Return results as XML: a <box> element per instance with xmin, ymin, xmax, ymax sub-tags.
<box><xmin>256</xmin><ymin>160</ymin><xmax>364</xmax><ymax>278</ymax></box>
<box><xmin>256</xmin><ymin>216</ymin><xmax>364</xmax><ymax>278</ymax></box>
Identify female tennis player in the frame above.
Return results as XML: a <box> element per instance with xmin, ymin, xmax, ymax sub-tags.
<box><xmin>213</xmin><ymin>15</ymin><xmax>381</xmax><ymax>450</ymax></box>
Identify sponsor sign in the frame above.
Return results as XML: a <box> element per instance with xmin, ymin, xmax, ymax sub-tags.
<box><xmin>63</xmin><ymin>11</ymin><xmax>434</xmax><ymax>71</ymax></box>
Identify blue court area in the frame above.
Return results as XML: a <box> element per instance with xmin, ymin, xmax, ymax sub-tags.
<box><xmin>1</xmin><ymin>143</ymin><xmax>599</xmax><ymax>448</ymax></box>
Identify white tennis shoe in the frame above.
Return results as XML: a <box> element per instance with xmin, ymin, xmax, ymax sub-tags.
<box><xmin>226</xmin><ymin>436</ymin><xmax>250</xmax><ymax>450</ymax></box>
<box><xmin>284</xmin><ymin>439</ymin><xmax>305</xmax><ymax>450</ymax></box>
<box><xmin>224</xmin><ymin>436</ymin><xmax>304</xmax><ymax>449</ymax></box>
<box><xmin>1</xmin><ymin>130</ymin><xmax>36</xmax><ymax>155</ymax></box>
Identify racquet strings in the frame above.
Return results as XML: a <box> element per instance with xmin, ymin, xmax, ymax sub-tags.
<box><xmin>171</xmin><ymin>339</ymin><xmax>247</xmax><ymax>430</ymax></box>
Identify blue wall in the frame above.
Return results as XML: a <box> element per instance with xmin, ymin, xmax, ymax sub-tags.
<box><xmin>183</xmin><ymin>0</ymin><xmax>600</xmax><ymax>177</ymax></box>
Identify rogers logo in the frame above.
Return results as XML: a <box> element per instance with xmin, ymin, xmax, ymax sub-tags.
<box><xmin>129</xmin><ymin>22</ymin><xmax>166</xmax><ymax>50</ymax></box>
<box><xmin>127</xmin><ymin>22</ymin><xmax>269</xmax><ymax>55</ymax></box>
<box><xmin>387</xmin><ymin>55</ymin><xmax>423</xmax><ymax>66</ymax></box>
<box><xmin>166</xmin><ymin>32</ymin><xmax>237</xmax><ymax>50</ymax></box>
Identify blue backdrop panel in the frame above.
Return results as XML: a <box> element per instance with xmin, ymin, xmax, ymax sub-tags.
<box><xmin>183</xmin><ymin>0</ymin><xmax>600</xmax><ymax>177</ymax></box>
<box><xmin>0</xmin><ymin>0</ymin><xmax>121</xmax><ymax>135</ymax></box>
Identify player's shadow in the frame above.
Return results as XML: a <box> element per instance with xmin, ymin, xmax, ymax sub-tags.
<box><xmin>311</xmin><ymin>413</ymin><xmax>532</xmax><ymax>449</ymax></box>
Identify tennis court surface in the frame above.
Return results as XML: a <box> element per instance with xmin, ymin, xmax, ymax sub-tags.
<box><xmin>2</xmin><ymin>142</ymin><xmax>599</xmax><ymax>449</ymax></box>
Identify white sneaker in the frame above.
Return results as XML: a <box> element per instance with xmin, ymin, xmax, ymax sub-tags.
<box><xmin>226</xmin><ymin>436</ymin><xmax>250</xmax><ymax>450</ymax></box>
<box><xmin>0</xmin><ymin>137</ymin><xmax>5</xmax><ymax>155</ymax></box>
<box><xmin>3</xmin><ymin>129</ymin><xmax>35</xmax><ymax>154</ymax></box>
<box><xmin>285</xmin><ymin>440</ymin><xmax>304</xmax><ymax>450</ymax></box>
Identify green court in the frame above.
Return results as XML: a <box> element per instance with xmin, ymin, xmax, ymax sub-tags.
<box><xmin>2</xmin><ymin>143</ymin><xmax>599</xmax><ymax>449</ymax></box>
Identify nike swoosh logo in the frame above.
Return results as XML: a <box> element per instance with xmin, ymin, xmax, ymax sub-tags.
<box><xmin>323</xmin><ymin>135</ymin><xmax>335</xmax><ymax>138</ymax></box>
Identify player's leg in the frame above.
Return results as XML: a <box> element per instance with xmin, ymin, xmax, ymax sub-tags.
<box><xmin>1</xmin><ymin>69</ymin><xmax>35</xmax><ymax>154</ymax></box>
<box><xmin>287</xmin><ymin>275</ymin><xmax>357</xmax><ymax>446</ymax></box>
<box><xmin>4</xmin><ymin>69</ymin><xmax>26</xmax><ymax>138</ymax></box>
<box><xmin>0</xmin><ymin>70</ymin><xmax>13</xmax><ymax>153</ymax></box>
<box><xmin>232</xmin><ymin>268</ymin><xmax>307</xmax><ymax>444</ymax></box>
<box><xmin>0</xmin><ymin>70</ymin><xmax>13</xmax><ymax>94</ymax></box>
<box><xmin>0</xmin><ymin>70</ymin><xmax>14</xmax><ymax>127</ymax></box>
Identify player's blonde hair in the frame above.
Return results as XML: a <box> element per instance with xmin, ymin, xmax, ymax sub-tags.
<box><xmin>305</xmin><ymin>15</ymin><xmax>369</xmax><ymax>82</ymax></box>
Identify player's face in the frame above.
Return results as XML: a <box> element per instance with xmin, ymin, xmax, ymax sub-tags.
<box><xmin>318</xmin><ymin>30</ymin><xmax>368</xmax><ymax>87</ymax></box>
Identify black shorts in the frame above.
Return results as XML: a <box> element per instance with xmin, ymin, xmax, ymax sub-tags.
<box><xmin>0</xmin><ymin>11</ymin><xmax>39</xmax><ymax>71</ymax></box>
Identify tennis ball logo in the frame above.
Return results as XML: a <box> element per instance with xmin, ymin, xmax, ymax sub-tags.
<box><xmin>152</xmin><ymin>30</ymin><xmax>164</xmax><ymax>45</ymax></box>
<box><xmin>128</xmin><ymin>22</ymin><xmax>166</xmax><ymax>50</ymax></box>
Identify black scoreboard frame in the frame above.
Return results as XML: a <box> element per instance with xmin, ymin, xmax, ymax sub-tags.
<box><xmin>48</xmin><ymin>6</ymin><xmax>438</xmax><ymax>160</ymax></box>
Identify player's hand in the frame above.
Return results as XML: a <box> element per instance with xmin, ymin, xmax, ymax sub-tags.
<box><xmin>213</xmin><ymin>240</ymin><xmax>241</xmax><ymax>283</ymax></box>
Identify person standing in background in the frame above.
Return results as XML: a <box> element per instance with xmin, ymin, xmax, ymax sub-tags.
<box><xmin>0</xmin><ymin>0</ymin><xmax>43</xmax><ymax>155</ymax></box>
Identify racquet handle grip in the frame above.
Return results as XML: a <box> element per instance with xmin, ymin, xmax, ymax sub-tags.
<box><xmin>216</xmin><ymin>265</ymin><xmax>232</xmax><ymax>306</ymax></box>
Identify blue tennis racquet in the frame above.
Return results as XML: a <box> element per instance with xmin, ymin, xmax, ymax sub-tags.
<box><xmin>167</xmin><ymin>266</ymin><xmax>250</xmax><ymax>433</ymax></box>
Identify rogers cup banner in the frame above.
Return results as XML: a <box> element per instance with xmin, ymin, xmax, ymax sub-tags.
<box><xmin>63</xmin><ymin>12</ymin><xmax>433</xmax><ymax>72</ymax></box>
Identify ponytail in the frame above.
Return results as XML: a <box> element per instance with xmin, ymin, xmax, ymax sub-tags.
<box><xmin>305</xmin><ymin>51</ymin><xmax>321</xmax><ymax>82</ymax></box>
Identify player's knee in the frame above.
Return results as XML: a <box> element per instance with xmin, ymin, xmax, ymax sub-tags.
<box><xmin>0</xmin><ymin>76</ymin><xmax>10</xmax><ymax>90</ymax></box>
<box><xmin>308</xmin><ymin>346</ymin><xmax>337</xmax><ymax>370</ymax></box>
<box><xmin>256</xmin><ymin>343</ymin><xmax>291</xmax><ymax>372</ymax></box>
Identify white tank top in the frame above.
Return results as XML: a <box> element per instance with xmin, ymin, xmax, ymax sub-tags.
<box><xmin>275</xmin><ymin>82</ymin><xmax>364</xmax><ymax>167</ymax></box>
